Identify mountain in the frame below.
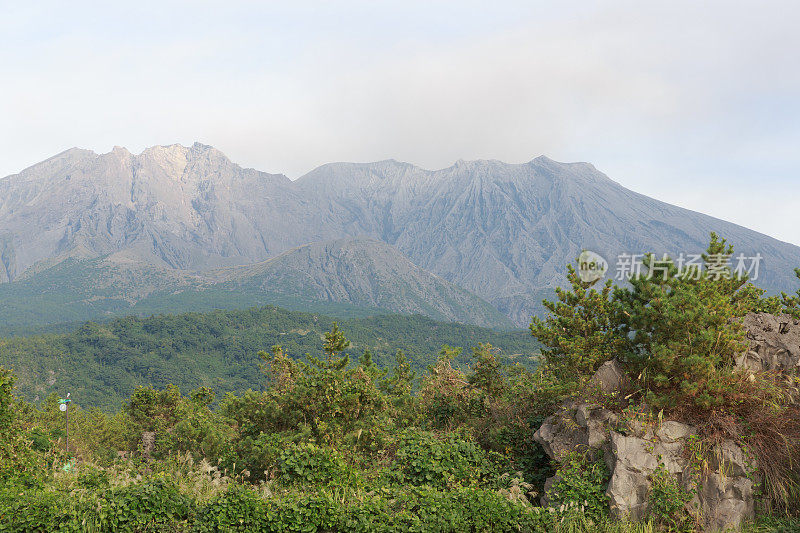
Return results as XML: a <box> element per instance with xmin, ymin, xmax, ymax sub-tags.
<box><xmin>0</xmin><ymin>144</ymin><xmax>302</xmax><ymax>278</ymax></box>
<box><xmin>294</xmin><ymin>158</ymin><xmax>800</xmax><ymax>324</ymax></box>
<box><xmin>0</xmin><ymin>237</ymin><xmax>511</xmax><ymax>330</ymax></box>
<box><xmin>206</xmin><ymin>238</ymin><xmax>512</xmax><ymax>328</ymax></box>
<box><xmin>2</xmin><ymin>143</ymin><xmax>799</xmax><ymax>326</ymax></box>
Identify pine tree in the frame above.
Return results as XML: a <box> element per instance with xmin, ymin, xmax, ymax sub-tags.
<box><xmin>382</xmin><ymin>350</ymin><xmax>415</xmax><ymax>397</ymax></box>
<box><xmin>323</xmin><ymin>322</ymin><xmax>351</xmax><ymax>361</ymax></box>
<box><xmin>529</xmin><ymin>263</ymin><xmax>627</xmax><ymax>384</ymax></box>
<box><xmin>359</xmin><ymin>349</ymin><xmax>374</xmax><ymax>369</ymax></box>
<box><xmin>468</xmin><ymin>343</ymin><xmax>506</xmax><ymax>396</ymax></box>
<box><xmin>615</xmin><ymin>233</ymin><xmax>749</xmax><ymax>409</ymax></box>
<box><xmin>781</xmin><ymin>268</ymin><xmax>800</xmax><ymax>318</ymax></box>
<box><xmin>258</xmin><ymin>325</ymin><xmax>386</xmax><ymax>444</ymax></box>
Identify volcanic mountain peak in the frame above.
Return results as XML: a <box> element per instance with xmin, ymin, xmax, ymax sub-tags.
<box><xmin>1</xmin><ymin>143</ymin><xmax>798</xmax><ymax>326</ymax></box>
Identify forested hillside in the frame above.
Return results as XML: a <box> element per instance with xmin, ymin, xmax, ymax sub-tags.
<box><xmin>0</xmin><ymin>305</ymin><xmax>539</xmax><ymax>410</ymax></box>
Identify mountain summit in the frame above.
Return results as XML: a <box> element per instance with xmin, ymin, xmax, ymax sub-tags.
<box><xmin>2</xmin><ymin>144</ymin><xmax>799</xmax><ymax>326</ymax></box>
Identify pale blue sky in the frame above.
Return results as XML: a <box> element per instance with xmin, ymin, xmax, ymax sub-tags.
<box><xmin>2</xmin><ymin>1</ymin><xmax>799</xmax><ymax>245</ymax></box>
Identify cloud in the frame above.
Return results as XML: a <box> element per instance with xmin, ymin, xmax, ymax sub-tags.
<box><xmin>1</xmin><ymin>0</ymin><xmax>798</xmax><ymax>244</ymax></box>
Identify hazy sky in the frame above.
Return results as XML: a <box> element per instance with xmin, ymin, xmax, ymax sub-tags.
<box><xmin>2</xmin><ymin>1</ymin><xmax>799</xmax><ymax>245</ymax></box>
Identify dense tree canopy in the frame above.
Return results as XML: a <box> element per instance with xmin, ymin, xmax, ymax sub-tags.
<box><xmin>0</xmin><ymin>306</ymin><xmax>539</xmax><ymax>410</ymax></box>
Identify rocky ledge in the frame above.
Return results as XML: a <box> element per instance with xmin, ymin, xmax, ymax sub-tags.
<box><xmin>533</xmin><ymin>312</ymin><xmax>799</xmax><ymax>531</ymax></box>
<box><xmin>534</xmin><ymin>393</ymin><xmax>756</xmax><ymax>531</ymax></box>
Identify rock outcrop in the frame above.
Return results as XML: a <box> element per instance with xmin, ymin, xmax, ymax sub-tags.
<box><xmin>533</xmin><ymin>364</ymin><xmax>758</xmax><ymax>531</ymax></box>
<box><xmin>737</xmin><ymin>313</ymin><xmax>800</xmax><ymax>373</ymax></box>
<box><xmin>590</xmin><ymin>359</ymin><xmax>629</xmax><ymax>394</ymax></box>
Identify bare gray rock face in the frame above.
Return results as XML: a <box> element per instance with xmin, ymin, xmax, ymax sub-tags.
<box><xmin>590</xmin><ymin>359</ymin><xmax>628</xmax><ymax>394</ymax></box>
<box><xmin>533</xmin><ymin>364</ymin><xmax>757</xmax><ymax>531</ymax></box>
<box><xmin>533</xmin><ymin>399</ymin><xmax>618</xmax><ymax>506</ymax></box>
<box><xmin>533</xmin><ymin>401</ymin><xmax>600</xmax><ymax>461</ymax></box>
<box><xmin>738</xmin><ymin>313</ymin><xmax>800</xmax><ymax>373</ymax></box>
<box><xmin>295</xmin><ymin>158</ymin><xmax>800</xmax><ymax>325</ymax></box>
<box><xmin>606</xmin><ymin>432</ymin><xmax>667</xmax><ymax>519</ymax></box>
<box><xmin>684</xmin><ymin>439</ymin><xmax>758</xmax><ymax>532</ymax></box>
<box><xmin>0</xmin><ymin>144</ymin><xmax>302</xmax><ymax>280</ymax></box>
<box><xmin>2</xmin><ymin>144</ymin><xmax>800</xmax><ymax>326</ymax></box>
<box><xmin>691</xmin><ymin>472</ymin><xmax>755</xmax><ymax>532</ymax></box>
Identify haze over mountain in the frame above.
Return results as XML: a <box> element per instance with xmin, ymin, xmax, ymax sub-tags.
<box><xmin>2</xmin><ymin>142</ymin><xmax>799</xmax><ymax>327</ymax></box>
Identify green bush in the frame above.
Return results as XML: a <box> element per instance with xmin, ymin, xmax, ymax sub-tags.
<box><xmin>75</xmin><ymin>465</ymin><xmax>110</xmax><ymax>490</ymax></box>
<box><xmin>615</xmin><ymin>234</ymin><xmax>751</xmax><ymax>410</ymax></box>
<box><xmin>0</xmin><ymin>367</ymin><xmax>53</xmax><ymax>489</ymax></box>
<box><xmin>393</xmin><ymin>429</ymin><xmax>503</xmax><ymax>488</ymax></box>
<box><xmin>546</xmin><ymin>452</ymin><xmax>610</xmax><ymax>523</ymax></box>
<box><xmin>0</xmin><ymin>487</ymin><xmax>72</xmax><ymax>532</ymax></box>
<box><xmin>529</xmin><ymin>264</ymin><xmax>627</xmax><ymax>384</ymax></box>
<box><xmin>101</xmin><ymin>477</ymin><xmax>193</xmax><ymax>531</ymax></box>
<box><xmin>220</xmin><ymin>431</ymin><xmax>286</xmax><ymax>482</ymax></box>
<box><xmin>194</xmin><ymin>484</ymin><xmax>270</xmax><ymax>532</ymax></box>
<box><xmin>278</xmin><ymin>442</ymin><xmax>351</xmax><ymax>485</ymax></box>
<box><xmin>0</xmin><ymin>476</ymin><xmax>191</xmax><ymax>532</ymax></box>
<box><xmin>647</xmin><ymin>463</ymin><xmax>692</xmax><ymax>530</ymax></box>
<box><xmin>196</xmin><ymin>484</ymin><xmax>550</xmax><ymax>533</ymax></box>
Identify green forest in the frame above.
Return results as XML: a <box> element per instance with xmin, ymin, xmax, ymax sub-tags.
<box><xmin>0</xmin><ymin>307</ymin><xmax>539</xmax><ymax>410</ymax></box>
<box><xmin>1</xmin><ymin>235</ymin><xmax>800</xmax><ymax>532</ymax></box>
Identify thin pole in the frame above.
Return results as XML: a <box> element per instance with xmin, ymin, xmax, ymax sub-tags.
<box><xmin>65</xmin><ymin>401</ymin><xmax>69</xmax><ymax>456</ymax></box>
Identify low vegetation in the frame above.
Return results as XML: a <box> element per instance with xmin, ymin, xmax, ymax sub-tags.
<box><xmin>1</xmin><ymin>234</ymin><xmax>799</xmax><ymax>531</ymax></box>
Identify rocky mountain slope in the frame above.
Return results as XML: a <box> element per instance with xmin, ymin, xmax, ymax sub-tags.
<box><xmin>207</xmin><ymin>238</ymin><xmax>511</xmax><ymax>328</ymax></box>
<box><xmin>0</xmin><ymin>237</ymin><xmax>511</xmax><ymax>330</ymax></box>
<box><xmin>2</xmin><ymin>143</ymin><xmax>799</xmax><ymax>326</ymax></box>
<box><xmin>295</xmin><ymin>158</ymin><xmax>800</xmax><ymax>324</ymax></box>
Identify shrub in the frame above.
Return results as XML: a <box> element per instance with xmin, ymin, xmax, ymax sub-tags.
<box><xmin>615</xmin><ymin>233</ymin><xmax>752</xmax><ymax>410</ymax></box>
<box><xmin>258</xmin><ymin>326</ymin><xmax>391</xmax><ymax>446</ymax></box>
<box><xmin>393</xmin><ymin>429</ymin><xmax>503</xmax><ymax>488</ymax></box>
<box><xmin>0</xmin><ymin>367</ymin><xmax>13</xmax><ymax>432</ymax></box>
<box><xmin>389</xmin><ymin>485</ymin><xmax>541</xmax><ymax>532</ymax></box>
<box><xmin>101</xmin><ymin>476</ymin><xmax>193</xmax><ymax>531</ymax></box>
<box><xmin>546</xmin><ymin>451</ymin><xmax>610</xmax><ymax>523</ymax></box>
<box><xmin>530</xmin><ymin>264</ymin><xmax>627</xmax><ymax>384</ymax></box>
<box><xmin>194</xmin><ymin>483</ymin><xmax>270</xmax><ymax>532</ymax></box>
<box><xmin>220</xmin><ymin>431</ymin><xmax>286</xmax><ymax>482</ymax></box>
<box><xmin>648</xmin><ymin>463</ymin><xmax>692</xmax><ymax>530</ymax></box>
<box><xmin>278</xmin><ymin>442</ymin><xmax>351</xmax><ymax>485</ymax></box>
<box><xmin>0</xmin><ymin>476</ymin><xmax>192</xmax><ymax>532</ymax></box>
<box><xmin>270</xmin><ymin>493</ymin><xmax>341</xmax><ymax>532</ymax></box>
<box><xmin>0</xmin><ymin>487</ymin><xmax>71</xmax><ymax>532</ymax></box>
<box><xmin>418</xmin><ymin>346</ymin><xmax>480</xmax><ymax>429</ymax></box>
<box><xmin>0</xmin><ymin>367</ymin><xmax>53</xmax><ymax>489</ymax></box>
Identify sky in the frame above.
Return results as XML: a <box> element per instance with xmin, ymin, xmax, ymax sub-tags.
<box><xmin>2</xmin><ymin>1</ymin><xmax>799</xmax><ymax>245</ymax></box>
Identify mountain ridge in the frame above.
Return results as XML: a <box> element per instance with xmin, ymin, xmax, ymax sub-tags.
<box><xmin>2</xmin><ymin>143</ymin><xmax>799</xmax><ymax>326</ymax></box>
<box><xmin>206</xmin><ymin>237</ymin><xmax>512</xmax><ymax>328</ymax></box>
<box><xmin>0</xmin><ymin>237</ymin><xmax>512</xmax><ymax>330</ymax></box>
